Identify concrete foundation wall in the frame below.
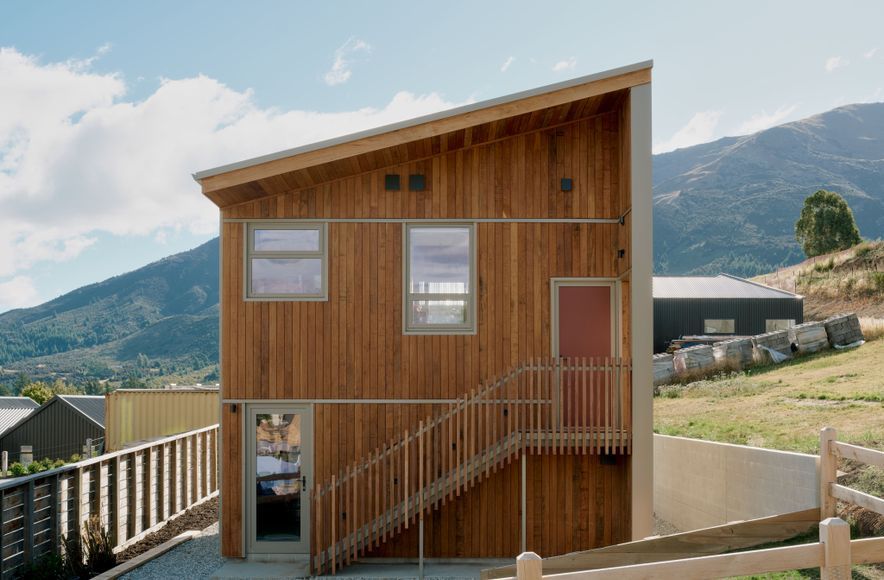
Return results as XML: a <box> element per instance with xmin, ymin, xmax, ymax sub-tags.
<box><xmin>654</xmin><ymin>435</ymin><xmax>819</xmax><ymax>531</ymax></box>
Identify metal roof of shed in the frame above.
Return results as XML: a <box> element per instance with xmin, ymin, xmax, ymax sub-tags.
<box><xmin>56</xmin><ymin>395</ymin><xmax>105</xmax><ymax>428</ymax></box>
<box><xmin>653</xmin><ymin>274</ymin><xmax>802</xmax><ymax>300</ymax></box>
<box><xmin>0</xmin><ymin>397</ymin><xmax>39</xmax><ymax>436</ymax></box>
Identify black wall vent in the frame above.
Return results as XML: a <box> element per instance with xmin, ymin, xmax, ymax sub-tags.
<box><xmin>385</xmin><ymin>174</ymin><xmax>401</xmax><ymax>191</ymax></box>
<box><xmin>409</xmin><ymin>174</ymin><xmax>426</xmax><ymax>191</ymax></box>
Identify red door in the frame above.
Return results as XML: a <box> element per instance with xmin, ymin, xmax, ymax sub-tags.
<box><xmin>557</xmin><ymin>284</ymin><xmax>613</xmax><ymax>427</ymax></box>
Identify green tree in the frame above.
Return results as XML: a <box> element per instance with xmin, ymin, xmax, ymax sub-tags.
<box><xmin>795</xmin><ymin>190</ymin><xmax>862</xmax><ymax>257</ymax></box>
<box><xmin>21</xmin><ymin>382</ymin><xmax>53</xmax><ymax>405</ymax></box>
<box><xmin>13</xmin><ymin>373</ymin><xmax>30</xmax><ymax>395</ymax></box>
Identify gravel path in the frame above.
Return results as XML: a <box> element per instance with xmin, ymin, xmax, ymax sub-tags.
<box><xmin>120</xmin><ymin>522</ymin><xmax>223</xmax><ymax>580</ymax></box>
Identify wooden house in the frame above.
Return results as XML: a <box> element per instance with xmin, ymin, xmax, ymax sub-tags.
<box><xmin>195</xmin><ymin>61</ymin><xmax>654</xmax><ymax>570</ymax></box>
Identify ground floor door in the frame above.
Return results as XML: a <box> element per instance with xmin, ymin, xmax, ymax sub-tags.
<box><xmin>552</xmin><ymin>280</ymin><xmax>617</xmax><ymax>427</ymax></box>
<box><xmin>246</xmin><ymin>405</ymin><xmax>312</xmax><ymax>555</ymax></box>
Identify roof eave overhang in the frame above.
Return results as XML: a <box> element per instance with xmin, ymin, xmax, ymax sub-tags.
<box><xmin>194</xmin><ymin>60</ymin><xmax>652</xmax><ymax>206</ymax></box>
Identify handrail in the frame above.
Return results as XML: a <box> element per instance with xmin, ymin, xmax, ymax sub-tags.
<box><xmin>0</xmin><ymin>423</ymin><xmax>219</xmax><ymax>491</ymax></box>
<box><xmin>312</xmin><ymin>357</ymin><xmax>632</xmax><ymax>574</ymax></box>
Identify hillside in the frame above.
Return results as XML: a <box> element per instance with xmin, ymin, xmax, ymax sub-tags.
<box><xmin>654</xmin><ymin>102</ymin><xmax>884</xmax><ymax>276</ymax></box>
<box><xmin>753</xmin><ymin>240</ymin><xmax>884</xmax><ymax>319</ymax></box>
<box><xmin>0</xmin><ymin>239</ymin><xmax>219</xmax><ymax>385</ymax></box>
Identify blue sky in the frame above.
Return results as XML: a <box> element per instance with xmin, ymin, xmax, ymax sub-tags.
<box><xmin>1</xmin><ymin>0</ymin><xmax>882</xmax><ymax>313</ymax></box>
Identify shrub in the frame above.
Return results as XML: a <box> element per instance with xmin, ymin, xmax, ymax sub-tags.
<box><xmin>27</xmin><ymin>461</ymin><xmax>43</xmax><ymax>474</ymax></box>
<box><xmin>68</xmin><ymin>453</ymin><xmax>82</xmax><ymax>463</ymax></box>
<box><xmin>83</xmin><ymin>515</ymin><xmax>116</xmax><ymax>574</ymax></box>
<box><xmin>9</xmin><ymin>462</ymin><xmax>27</xmax><ymax>477</ymax></box>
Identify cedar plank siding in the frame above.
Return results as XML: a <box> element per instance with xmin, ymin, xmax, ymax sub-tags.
<box><xmin>218</xmin><ymin>92</ymin><xmax>636</xmax><ymax>559</ymax></box>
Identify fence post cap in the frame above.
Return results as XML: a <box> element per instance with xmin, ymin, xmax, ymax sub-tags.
<box><xmin>820</xmin><ymin>426</ymin><xmax>836</xmax><ymax>435</ymax></box>
<box><xmin>820</xmin><ymin>516</ymin><xmax>849</xmax><ymax>527</ymax></box>
<box><xmin>517</xmin><ymin>552</ymin><xmax>542</xmax><ymax>561</ymax></box>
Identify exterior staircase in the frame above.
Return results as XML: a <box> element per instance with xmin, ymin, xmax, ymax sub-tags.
<box><xmin>311</xmin><ymin>357</ymin><xmax>632</xmax><ymax>574</ymax></box>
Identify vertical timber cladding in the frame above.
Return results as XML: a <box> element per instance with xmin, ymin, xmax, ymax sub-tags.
<box><xmin>219</xmin><ymin>104</ymin><xmax>633</xmax><ymax>557</ymax></box>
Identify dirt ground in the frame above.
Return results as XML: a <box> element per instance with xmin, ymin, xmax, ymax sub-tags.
<box><xmin>115</xmin><ymin>497</ymin><xmax>219</xmax><ymax>564</ymax></box>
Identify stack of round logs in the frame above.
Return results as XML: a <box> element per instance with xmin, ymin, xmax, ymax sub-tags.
<box><xmin>791</xmin><ymin>321</ymin><xmax>829</xmax><ymax>354</ymax></box>
<box><xmin>712</xmin><ymin>337</ymin><xmax>755</xmax><ymax>369</ymax></box>
<box><xmin>752</xmin><ymin>330</ymin><xmax>792</xmax><ymax>364</ymax></box>
<box><xmin>653</xmin><ymin>353</ymin><xmax>675</xmax><ymax>386</ymax></box>
<box><xmin>823</xmin><ymin>313</ymin><xmax>865</xmax><ymax>346</ymax></box>
<box><xmin>673</xmin><ymin>344</ymin><xmax>715</xmax><ymax>375</ymax></box>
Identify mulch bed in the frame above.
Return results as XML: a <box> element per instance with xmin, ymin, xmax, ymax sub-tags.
<box><xmin>115</xmin><ymin>497</ymin><xmax>219</xmax><ymax>564</ymax></box>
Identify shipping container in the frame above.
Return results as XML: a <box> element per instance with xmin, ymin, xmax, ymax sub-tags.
<box><xmin>105</xmin><ymin>388</ymin><xmax>219</xmax><ymax>451</ymax></box>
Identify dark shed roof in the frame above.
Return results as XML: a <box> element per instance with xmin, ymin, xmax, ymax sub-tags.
<box><xmin>57</xmin><ymin>395</ymin><xmax>105</xmax><ymax>428</ymax></box>
<box><xmin>653</xmin><ymin>274</ymin><xmax>801</xmax><ymax>300</ymax></box>
<box><xmin>0</xmin><ymin>397</ymin><xmax>40</xmax><ymax>436</ymax></box>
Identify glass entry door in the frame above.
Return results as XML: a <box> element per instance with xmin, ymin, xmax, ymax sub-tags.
<box><xmin>247</xmin><ymin>406</ymin><xmax>312</xmax><ymax>554</ymax></box>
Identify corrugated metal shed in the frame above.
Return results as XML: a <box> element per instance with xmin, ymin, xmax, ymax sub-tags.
<box><xmin>58</xmin><ymin>395</ymin><xmax>105</xmax><ymax>427</ymax></box>
<box><xmin>0</xmin><ymin>395</ymin><xmax>105</xmax><ymax>461</ymax></box>
<box><xmin>105</xmin><ymin>388</ymin><xmax>219</xmax><ymax>451</ymax></box>
<box><xmin>653</xmin><ymin>274</ymin><xmax>801</xmax><ymax>299</ymax></box>
<box><xmin>653</xmin><ymin>274</ymin><xmax>804</xmax><ymax>353</ymax></box>
<box><xmin>0</xmin><ymin>397</ymin><xmax>39</xmax><ymax>436</ymax></box>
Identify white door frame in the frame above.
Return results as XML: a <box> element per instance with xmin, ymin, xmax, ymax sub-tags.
<box><xmin>550</xmin><ymin>277</ymin><xmax>621</xmax><ymax>359</ymax></box>
<box><xmin>245</xmin><ymin>403</ymin><xmax>313</xmax><ymax>556</ymax></box>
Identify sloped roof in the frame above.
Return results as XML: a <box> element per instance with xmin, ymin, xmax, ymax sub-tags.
<box><xmin>195</xmin><ymin>60</ymin><xmax>652</xmax><ymax>208</ymax></box>
<box><xmin>56</xmin><ymin>395</ymin><xmax>105</xmax><ymax>428</ymax></box>
<box><xmin>653</xmin><ymin>274</ymin><xmax>802</xmax><ymax>300</ymax></box>
<box><xmin>0</xmin><ymin>397</ymin><xmax>39</xmax><ymax>435</ymax></box>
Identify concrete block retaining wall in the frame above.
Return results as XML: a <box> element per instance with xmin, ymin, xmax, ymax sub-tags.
<box><xmin>654</xmin><ymin>435</ymin><xmax>819</xmax><ymax>531</ymax></box>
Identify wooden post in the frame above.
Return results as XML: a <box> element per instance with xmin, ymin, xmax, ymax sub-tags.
<box><xmin>820</xmin><ymin>427</ymin><xmax>838</xmax><ymax>519</ymax></box>
<box><xmin>516</xmin><ymin>551</ymin><xmax>542</xmax><ymax>580</ymax></box>
<box><xmin>1</xmin><ymin>450</ymin><xmax>7</xmax><ymax>475</ymax></box>
<box><xmin>819</xmin><ymin>517</ymin><xmax>850</xmax><ymax>580</ymax></box>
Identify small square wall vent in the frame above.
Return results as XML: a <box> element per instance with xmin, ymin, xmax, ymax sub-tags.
<box><xmin>409</xmin><ymin>174</ymin><xmax>426</xmax><ymax>191</ymax></box>
<box><xmin>385</xmin><ymin>174</ymin><xmax>401</xmax><ymax>191</ymax></box>
<box><xmin>561</xmin><ymin>178</ymin><xmax>573</xmax><ymax>192</ymax></box>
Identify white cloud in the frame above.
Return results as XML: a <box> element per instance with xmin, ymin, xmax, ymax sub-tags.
<box><xmin>324</xmin><ymin>37</ymin><xmax>371</xmax><ymax>86</ymax></box>
<box><xmin>0</xmin><ymin>276</ymin><xmax>40</xmax><ymax>311</ymax></box>
<box><xmin>863</xmin><ymin>47</ymin><xmax>878</xmax><ymax>59</ymax></box>
<box><xmin>552</xmin><ymin>57</ymin><xmax>577</xmax><ymax>72</ymax></box>
<box><xmin>500</xmin><ymin>56</ymin><xmax>515</xmax><ymax>72</ymax></box>
<box><xmin>653</xmin><ymin>110</ymin><xmax>721</xmax><ymax>154</ymax></box>
<box><xmin>825</xmin><ymin>56</ymin><xmax>848</xmax><ymax>72</ymax></box>
<box><xmin>0</xmin><ymin>47</ymin><xmax>465</xmax><ymax>287</ymax></box>
<box><xmin>735</xmin><ymin>104</ymin><xmax>799</xmax><ymax>135</ymax></box>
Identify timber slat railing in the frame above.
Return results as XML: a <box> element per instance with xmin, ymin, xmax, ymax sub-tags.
<box><xmin>0</xmin><ymin>424</ymin><xmax>218</xmax><ymax>579</ymax></box>
<box><xmin>312</xmin><ymin>357</ymin><xmax>632</xmax><ymax>574</ymax></box>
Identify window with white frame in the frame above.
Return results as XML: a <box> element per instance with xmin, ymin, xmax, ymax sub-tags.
<box><xmin>245</xmin><ymin>223</ymin><xmax>327</xmax><ymax>300</ymax></box>
<box><xmin>704</xmin><ymin>319</ymin><xmax>735</xmax><ymax>334</ymax></box>
<box><xmin>766</xmin><ymin>319</ymin><xmax>795</xmax><ymax>332</ymax></box>
<box><xmin>404</xmin><ymin>224</ymin><xmax>475</xmax><ymax>333</ymax></box>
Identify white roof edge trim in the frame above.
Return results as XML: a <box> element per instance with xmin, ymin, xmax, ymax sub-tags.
<box><xmin>718</xmin><ymin>273</ymin><xmax>804</xmax><ymax>299</ymax></box>
<box><xmin>192</xmin><ymin>60</ymin><xmax>653</xmax><ymax>182</ymax></box>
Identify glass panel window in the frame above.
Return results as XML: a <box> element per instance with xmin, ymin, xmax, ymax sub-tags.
<box><xmin>766</xmin><ymin>319</ymin><xmax>795</xmax><ymax>332</ymax></box>
<box><xmin>254</xmin><ymin>229</ymin><xmax>320</xmax><ymax>252</ymax></box>
<box><xmin>405</xmin><ymin>224</ymin><xmax>475</xmax><ymax>333</ymax></box>
<box><xmin>251</xmin><ymin>259</ymin><xmax>322</xmax><ymax>295</ymax></box>
<box><xmin>246</xmin><ymin>223</ymin><xmax>327</xmax><ymax>300</ymax></box>
<box><xmin>255</xmin><ymin>413</ymin><xmax>302</xmax><ymax>542</ymax></box>
<box><xmin>704</xmin><ymin>319</ymin><xmax>735</xmax><ymax>334</ymax></box>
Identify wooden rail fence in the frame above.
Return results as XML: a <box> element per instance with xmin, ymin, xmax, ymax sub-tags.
<box><xmin>0</xmin><ymin>424</ymin><xmax>218</xmax><ymax>579</ymax></box>
<box><xmin>505</xmin><ymin>428</ymin><xmax>884</xmax><ymax>580</ymax></box>
<box><xmin>313</xmin><ymin>357</ymin><xmax>632</xmax><ymax>574</ymax></box>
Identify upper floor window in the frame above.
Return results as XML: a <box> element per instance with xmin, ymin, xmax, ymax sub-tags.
<box><xmin>404</xmin><ymin>224</ymin><xmax>475</xmax><ymax>334</ymax></box>
<box><xmin>246</xmin><ymin>223</ymin><xmax>327</xmax><ymax>300</ymax></box>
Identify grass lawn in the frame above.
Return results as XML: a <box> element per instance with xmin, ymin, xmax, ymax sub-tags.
<box><xmin>655</xmin><ymin>339</ymin><xmax>884</xmax><ymax>454</ymax></box>
<box><xmin>654</xmin><ymin>339</ymin><xmax>884</xmax><ymax>579</ymax></box>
